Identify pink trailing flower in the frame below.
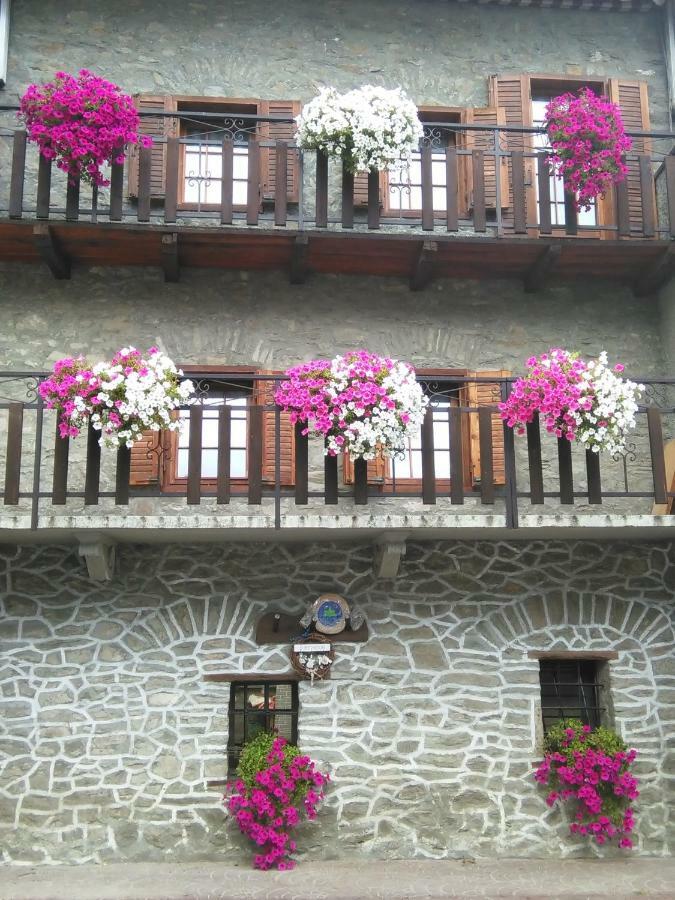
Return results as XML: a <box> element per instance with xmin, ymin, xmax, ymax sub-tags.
<box><xmin>225</xmin><ymin>734</ymin><xmax>329</xmax><ymax>871</ymax></box>
<box><xmin>275</xmin><ymin>350</ymin><xmax>428</xmax><ymax>460</ymax></box>
<box><xmin>20</xmin><ymin>69</ymin><xmax>152</xmax><ymax>187</ymax></box>
<box><xmin>544</xmin><ymin>87</ymin><xmax>632</xmax><ymax>212</ymax></box>
<box><xmin>534</xmin><ymin>720</ymin><xmax>638</xmax><ymax>849</ymax></box>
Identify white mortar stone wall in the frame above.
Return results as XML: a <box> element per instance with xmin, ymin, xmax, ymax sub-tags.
<box><xmin>0</xmin><ymin>539</ymin><xmax>673</xmax><ymax>864</ymax></box>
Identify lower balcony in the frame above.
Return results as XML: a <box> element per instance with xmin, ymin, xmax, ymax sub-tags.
<box><xmin>1</xmin><ymin>372</ymin><xmax>674</xmax><ymax>543</ymax></box>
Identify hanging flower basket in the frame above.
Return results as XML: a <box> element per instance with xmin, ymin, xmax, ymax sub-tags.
<box><xmin>19</xmin><ymin>69</ymin><xmax>152</xmax><ymax>187</ymax></box>
<box><xmin>39</xmin><ymin>347</ymin><xmax>195</xmax><ymax>449</ymax></box>
<box><xmin>275</xmin><ymin>350</ymin><xmax>428</xmax><ymax>460</ymax></box>
<box><xmin>226</xmin><ymin>732</ymin><xmax>329</xmax><ymax>870</ymax></box>
<box><xmin>544</xmin><ymin>87</ymin><xmax>632</xmax><ymax>212</ymax></box>
<box><xmin>535</xmin><ymin>719</ymin><xmax>638</xmax><ymax>849</ymax></box>
<box><xmin>296</xmin><ymin>85</ymin><xmax>423</xmax><ymax>173</ymax></box>
<box><xmin>499</xmin><ymin>349</ymin><xmax>643</xmax><ymax>456</ymax></box>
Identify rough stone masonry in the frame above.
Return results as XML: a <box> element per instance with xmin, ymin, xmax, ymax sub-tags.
<box><xmin>0</xmin><ymin>539</ymin><xmax>673</xmax><ymax>864</ymax></box>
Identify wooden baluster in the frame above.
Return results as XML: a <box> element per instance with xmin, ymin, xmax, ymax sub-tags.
<box><xmin>9</xmin><ymin>130</ymin><xmax>27</xmax><ymax>219</ymax></box>
<box><xmin>164</xmin><ymin>136</ymin><xmax>179</xmax><ymax>224</ymax></box>
<box><xmin>647</xmin><ymin>407</ymin><xmax>667</xmax><ymax>505</ymax></box>
<box><xmin>4</xmin><ymin>403</ymin><xmax>23</xmax><ymax>505</ymax></box>
<box><xmin>52</xmin><ymin>420</ymin><xmax>69</xmax><ymax>505</ymax></box>
<box><xmin>315</xmin><ymin>150</ymin><xmax>328</xmax><ymax>228</ymax></box>
<box><xmin>472</xmin><ymin>149</ymin><xmax>486</xmax><ymax>232</ymax></box>
<box><xmin>221</xmin><ymin>139</ymin><xmax>234</xmax><ymax>225</ymax></box>
<box><xmin>449</xmin><ymin>407</ymin><xmax>464</xmax><ymax>504</ymax></box>
<box><xmin>247</xmin><ymin>404</ymin><xmax>263</xmax><ymax>504</ymax></box>
<box><xmin>445</xmin><ymin>147</ymin><xmax>458</xmax><ymax>232</ymax></box>
<box><xmin>557</xmin><ymin>436</ymin><xmax>574</xmax><ymax>505</ymax></box>
<box><xmin>84</xmin><ymin>422</ymin><xmax>101</xmax><ymax>505</ymax></box>
<box><xmin>512</xmin><ymin>150</ymin><xmax>527</xmax><ymax>235</ymax></box>
<box><xmin>115</xmin><ymin>445</ymin><xmax>131</xmax><ymax>505</ymax></box>
<box><xmin>324</xmin><ymin>448</ymin><xmax>338</xmax><ymax>505</ymax></box>
<box><xmin>109</xmin><ymin>144</ymin><xmax>124</xmax><ymax>222</ymax></box>
<box><xmin>421</xmin><ymin>145</ymin><xmax>434</xmax><ymax>231</ymax></box>
<box><xmin>526</xmin><ymin>416</ymin><xmax>544</xmax><ymax>504</ymax></box>
<box><xmin>275</xmin><ymin>141</ymin><xmax>288</xmax><ymax>226</ymax></box>
<box><xmin>478</xmin><ymin>407</ymin><xmax>494</xmax><ymax>505</ymax></box>
<box><xmin>421</xmin><ymin>406</ymin><xmax>436</xmax><ymax>505</ymax></box>
<box><xmin>585</xmin><ymin>449</ymin><xmax>602</xmax><ymax>505</ymax></box>
<box><xmin>353</xmin><ymin>458</ymin><xmax>368</xmax><ymax>505</ymax></box>
<box><xmin>187</xmin><ymin>406</ymin><xmax>203</xmax><ymax>505</ymax></box>
<box><xmin>294</xmin><ymin>422</ymin><xmax>308</xmax><ymax>505</ymax></box>
<box><xmin>216</xmin><ymin>406</ymin><xmax>231</xmax><ymax>504</ymax></box>
<box><xmin>137</xmin><ymin>143</ymin><xmax>152</xmax><ymax>222</ymax></box>
<box><xmin>537</xmin><ymin>153</ymin><xmax>552</xmax><ymax>235</ymax></box>
<box><xmin>341</xmin><ymin>163</ymin><xmax>354</xmax><ymax>229</ymax></box>
<box><xmin>36</xmin><ymin>155</ymin><xmax>52</xmax><ymax>220</ymax></box>
<box><xmin>246</xmin><ymin>140</ymin><xmax>260</xmax><ymax>226</ymax></box>
<box><xmin>639</xmin><ymin>154</ymin><xmax>655</xmax><ymax>238</ymax></box>
<box><xmin>65</xmin><ymin>178</ymin><xmax>80</xmax><ymax>221</ymax></box>
<box><xmin>367</xmin><ymin>170</ymin><xmax>380</xmax><ymax>229</ymax></box>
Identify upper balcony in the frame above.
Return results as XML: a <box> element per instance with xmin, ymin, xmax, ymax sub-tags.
<box><xmin>1</xmin><ymin>111</ymin><xmax>675</xmax><ymax>293</ymax></box>
<box><xmin>1</xmin><ymin>371</ymin><xmax>673</xmax><ymax>547</ymax></box>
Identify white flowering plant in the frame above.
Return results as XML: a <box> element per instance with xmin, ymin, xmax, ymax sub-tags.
<box><xmin>500</xmin><ymin>348</ymin><xmax>643</xmax><ymax>456</ymax></box>
<box><xmin>274</xmin><ymin>350</ymin><xmax>429</xmax><ymax>460</ymax></box>
<box><xmin>40</xmin><ymin>347</ymin><xmax>195</xmax><ymax>449</ymax></box>
<box><xmin>296</xmin><ymin>85</ymin><xmax>424</xmax><ymax>173</ymax></box>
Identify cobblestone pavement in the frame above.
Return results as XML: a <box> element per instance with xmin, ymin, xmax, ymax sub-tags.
<box><xmin>1</xmin><ymin>859</ymin><xmax>675</xmax><ymax>900</ymax></box>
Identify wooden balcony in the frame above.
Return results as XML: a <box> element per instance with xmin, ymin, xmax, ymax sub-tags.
<box><xmin>1</xmin><ymin>115</ymin><xmax>675</xmax><ymax>293</ymax></box>
<box><xmin>1</xmin><ymin>372</ymin><xmax>673</xmax><ymax>541</ymax></box>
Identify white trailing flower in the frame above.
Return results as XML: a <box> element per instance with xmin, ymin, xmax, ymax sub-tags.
<box><xmin>574</xmin><ymin>351</ymin><xmax>643</xmax><ymax>456</ymax></box>
<box><xmin>296</xmin><ymin>85</ymin><xmax>424</xmax><ymax>173</ymax></box>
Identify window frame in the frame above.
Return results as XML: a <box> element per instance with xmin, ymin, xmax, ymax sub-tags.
<box><xmin>538</xmin><ymin>657</ymin><xmax>605</xmax><ymax>733</ymax></box>
<box><xmin>161</xmin><ymin>365</ymin><xmax>257</xmax><ymax>493</ymax></box>
<box><xmin>227</xmin><ymin>679</ymin><xmax>299</xmax><ymax>775</ymax></box>
<box><xmin>382</xmin><ymin>106</ymin><xmax>464</xmax><ymax>219</ymax></box>
<box><xmin>173</xmin><ymin>96</ymin><xmax>261</xmax><ymax>212</ymax></box>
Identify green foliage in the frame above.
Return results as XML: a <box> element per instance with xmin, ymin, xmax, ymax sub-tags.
<box><xmin>544</xmin><ymin>718</ymin><xmax>627</xmax><ymax>758</ymax></box>
<box><xmin>236</xmin><ymin>731</ymin><xmax>305</xmax><ymax>798</ymax></box>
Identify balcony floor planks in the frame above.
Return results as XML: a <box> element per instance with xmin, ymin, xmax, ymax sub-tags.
<box><xmin>0</xmin><ymin>219</ymin><xmax>669</xmax><ymax>288</ymax></box>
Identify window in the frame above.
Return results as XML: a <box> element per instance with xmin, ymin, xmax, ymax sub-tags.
<box><xmin>539</xmin><ymin>659</ymin><xmax>603</xmax><ymax>732</ymax></box>
<box><xmin>385</xmin><ymin>109</ymin><xmax>460</xmax><ymax>215</ymax></box>
<box><xmin>227</xmin><ymin>681</ymin><xmax>299</xmax><ymax>774</ymax></box>
<box><xmin>531</xmin><ymin>83</ymin><xmax>599</xmax><ymax>228</ymax></box>
<box><xmin>178</xmin><ymin>101</ymin><xmax>256</xmax><ymax>209</ymax></box>
<box><xmin>390</xmin><ymin>396</ymin><xmax>458</xmax><ymax>482</ymax></box>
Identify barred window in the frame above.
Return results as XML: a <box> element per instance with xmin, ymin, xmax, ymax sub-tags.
<box><xmin>227</xmin><ymin>681</ymin><xmax>299</xmax><ymax>775</ymax></box>
<box><xmin>539</xmin><ymin>659</ymin><xmax>602</xmax><ymax>732</ymax></box>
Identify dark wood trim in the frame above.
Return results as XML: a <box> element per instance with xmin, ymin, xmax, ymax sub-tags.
<box><xmin>529</xmin><ymin>650</ymin><xmax>619</xmax><ymax>660</ymax></box>
<box><xmin>33</xmin><ymin>224</ymin><xmax>71</xmax><ymax>279</ymax></box>
<box><xmin>204</xmin><ymin>672</ymin><xmax>302</xmax><ymax>683</ymax></box>
<box><xmin>524</xmin><ymin>243</ymin><xmax>561</xmax><ymax>293</ymax></box>
<box><xmin>410</xmin><ymin>240</ymin><xmax>437</xmax><ymax>291</ymax></box>
<box><xmin>160</xmin><ymin>232</ymin><xmax>180</xmax><ymax>283</ymax></box>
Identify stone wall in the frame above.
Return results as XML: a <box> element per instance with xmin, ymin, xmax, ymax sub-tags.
<box><xmin>0</xmin><ymin>538</ymin><xmax>673</xmax><ymax>864</ymax></box>
<box><xmin>1</xmin><ymin>0</ymin><xmax>669</xmax><ymax>128</ymax></box>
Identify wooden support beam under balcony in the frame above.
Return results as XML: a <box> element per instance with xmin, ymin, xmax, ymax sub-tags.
<box><xmin>633</xmin><ymin>244</ymin><xmax>675</xmax><ymax>297</ymax></box>
<box><xmin>523</xmin><ymin>244</ymin><xmax>561</xmax><ymax>293</ymax></box>
<box><xmin>290</xmin><ymin>235</ymin><xmax>309</xmax><ymax>284</ymax></box>
<box><xmin>33</xmin><ymin>224</ymin><xmax>71</xmax><ymax>279</ymax></box>
<box><xmin>160</xmin><ymin>232</ymin><xmax>180</xmax><ymax>283</ymax></box>
<box><xmin>410</xmin><ymin>240</ymin><xmax>437</xmax><ymax>291</ymax></box>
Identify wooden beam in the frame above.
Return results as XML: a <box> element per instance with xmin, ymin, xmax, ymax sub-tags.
<box><xmin>633</xmin><ymin>245</ymin><xmax>675</xmax><ymax>297</ymax></box>
<box><xmin>410</xmin><ymin>240</ymin><xmax>437</xmax><ymax>291</ymax></box>
<box><xmin>290</xmin><ymin>235</ymin><xmax>309</xmax><ymax>285</ymax></box>
<box><xmin>33</xmin><ymin>224</ymin><xmax>71</xmax><ymax>279</ymax></box>
<box><xmin>160</xmin><ymin>232</ymin><xmax>180</xmax><ymax>283</ymax></box>
<box><xmin>523</xmin><ymin>244</ymin><xmax>561</xmax><ymax>293</ymax></box>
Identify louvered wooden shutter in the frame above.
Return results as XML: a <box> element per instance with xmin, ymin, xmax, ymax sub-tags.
<box><xmin>127</xmin><ymin>95</ymin><xmax>177</xmax><ymax>199</ymax></box>
<box><xmin>608</xmin><ymin>80</ymin><xmax>652</xmax><ymax>235</ymax></box>
<box><xmin>463</xmin><ymin>107</ymin><xmax>509</xmax><ymax>210</ymax></box>
<box><xmin>465</xmin><ymin>371</ymin><xmax>509</xmax><ymax>486</ymax></box>
<box><xmin>258</xmin><ymin>100</ymin><xmax>301</xmax><ymax>202</ymax></box>
<box><xmin>488</xmin><ymin>76</ymin><xmax>535</xmax><ymax>225</ymax></box>
<box><xmin>252</xmin><ymin>371</ymin><xmax>295</xmax><ymax>485</ymax></box>
<box><xmin>129</xmin><ymin>430</ymin><xmax>162</xmax><ymax>486</ymax></box>
<box><xmin>343</xmin><ymin>453</ymin><xmax>388</xmax><ymax>485</ymax></box>
<box><xmin>354</xmin><ymin>171</ymin><xmax>386</xmax><ymax>208</ymax></box>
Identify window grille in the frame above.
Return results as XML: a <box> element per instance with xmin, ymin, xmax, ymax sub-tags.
<box><xmin>539</xmin><ymin>659</ymin><xmax>603</xmax><ymax>732</ymax></box>
<box><xmin>227</xmin><ymin>681</ymin><xmax>299</xmax><ymax>775</ymax></box>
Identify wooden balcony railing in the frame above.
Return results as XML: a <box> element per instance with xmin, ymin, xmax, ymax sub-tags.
<box><xmin>1</xmin><ymin>372</ymin><xmax>673</xmax><ymax>531</ymax></box>
<box><xmin>1</xmin><ymin>114</ymin><xmax>675</xmax><ymax>238</ymax></box>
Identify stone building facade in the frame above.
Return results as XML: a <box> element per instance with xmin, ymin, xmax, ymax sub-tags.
<box><xmin>0</xmin><ymin>0</ymin><xmax>674</xmax><ymax>866</ymax></box>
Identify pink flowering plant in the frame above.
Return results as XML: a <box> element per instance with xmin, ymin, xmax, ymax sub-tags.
<box><xmin>275</xmin><ymin>350</ymin><xmax>428</xmax><ymax>459</ymax></box>
<box><xmin>40</xmin><ymin>347</ymin><xmax>194</xmax><ymax>449</ymax></box>
<box><xmin>225</xmin><ymin>732</ymin><xmax>329</xmax><ymax>871</ymax></box>
<box><xmin>544</xmin><ymin>87</ymin><xmax>632</xmax><ymax>212</ymax></box>
<box><xmin>500</xmin><ymin>349</ymin><xmax>643</xmax><ymax>456</ymax></box>
<box><xmin>19</xmin><ymin>69</ymin><xmax>151</xmax><ymax>187</ymax></box>
<box><xmin>535</xmin><ymin>719</ymin><xmax>638</xmax><ymax>849</ymax></box>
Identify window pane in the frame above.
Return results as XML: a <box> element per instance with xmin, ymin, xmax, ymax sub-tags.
<box><xmin>202</xmin><ymin>418</ymin><xmax>219</xmax><ymax>447</ymax></box>
<box><xmin>434</xmin><ymin>449</ymin><xmax>451</xmax><ymax>479</ymax></box>
<box><xmin>231</xmin><ymin>417</ymin><xmax>247</xmax><ymax>448</ymax></box>
<box><xmin>231</xmin><ymin>449</ymin><xmax>247</xmax><ymax>478</ymax></box>
<box><xmin>201</xmin><ymin>448</ymin><xmax>218</xmax><ymax>477</ymax></box>
<box><xmin>176</xmin><ymin>448</ymin><xmax>188</xmax><ymax>478</ymax></box>
<box><xmin>273</xmin><ymin>713</ymin><xmax>294</xmax><ymax>742</ymax></box>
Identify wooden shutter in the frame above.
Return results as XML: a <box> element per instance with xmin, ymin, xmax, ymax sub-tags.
<box><xmin>462</xmin><ymin>106</ymin><xmax>509</xmax><ymax>210</ymax></box>
<box><xmin>354</xmin><ymin>171</ymin><xmax>386</xmax><ymax>208</ymax></box>
<box><xmin>128</xmin><ymin>430</ymin><xmax>161</xmax><ymax>486</ymax></box>
<box><xmin>488</xmin><ymin>75</ymin><xmax>535</xmax><ymax>226</ymax></box>
<box><xmin>607</xmin><ymin>80</ymin><xmax>652</xmax><ymax>235</ymax></box>
<box><xmin>343</xmin><ymin>453</ymin><xmax>388</xmax><ymax>485</ymax></box>
<box><xmin>252</xmin><ymin>371</ymin><xmax>295</xmax><ymax>485</ymax></box>
<box><xmin>127</xmin><ymin>95</ymin><xmax>178</xmax><ymax>198</ymax></box>
<box><xmin>258</xmin><ymin>100</ymin><xmax>301</xmax><ymax>202</ymax></box>
<box><xmin>465</xmin><ymin>370</ymin><xmax>509</xmax><ymax>486</ymax></box>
